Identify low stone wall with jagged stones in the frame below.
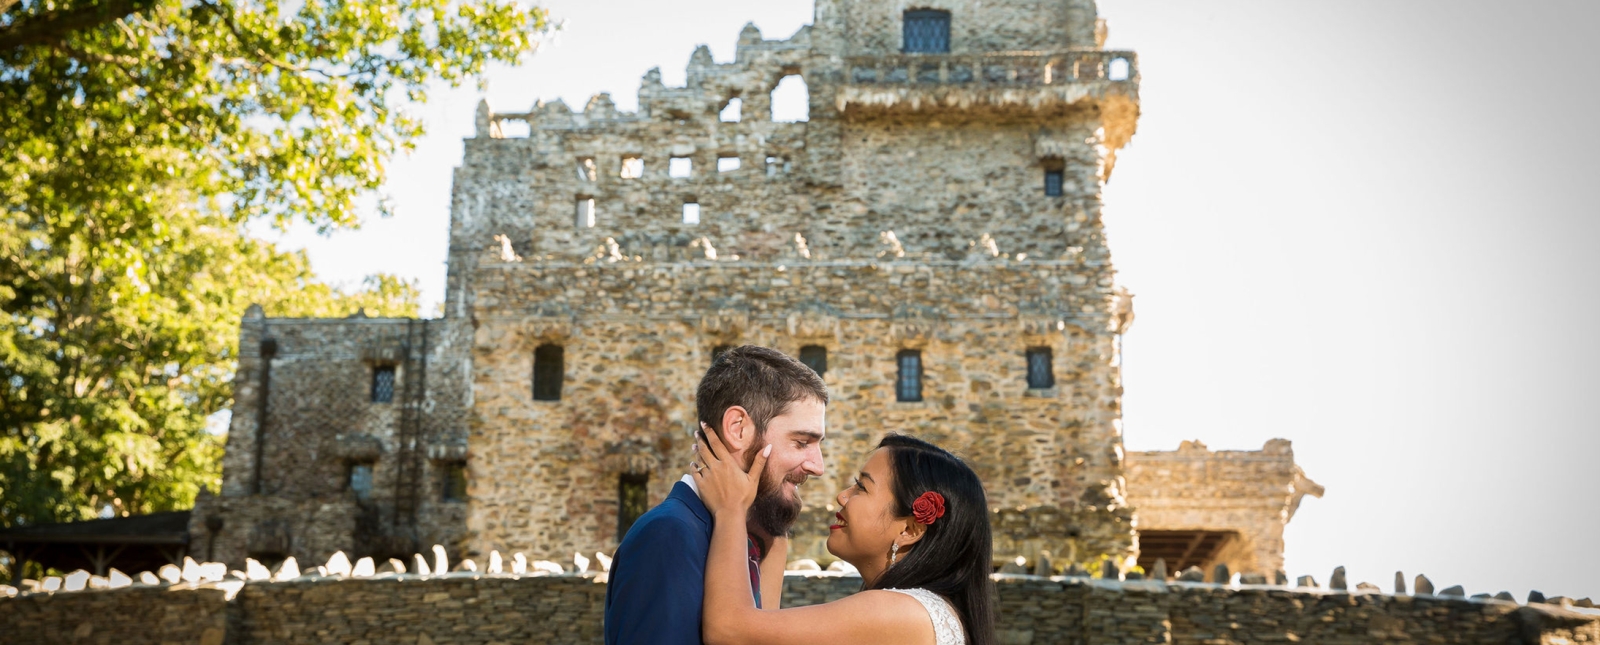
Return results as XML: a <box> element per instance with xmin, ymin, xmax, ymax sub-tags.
<box><xmin>4</xmin><ymin>572</ymin><xmax>1598</xmax><ymax>644</ymax></box>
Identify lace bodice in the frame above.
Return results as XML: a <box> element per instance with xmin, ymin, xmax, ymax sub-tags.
<box><xmin>885</xmin><ymin>588</ymin><xmax>966</xmax><ymax>645</ymax></box>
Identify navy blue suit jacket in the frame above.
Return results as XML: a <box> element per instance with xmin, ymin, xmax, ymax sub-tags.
<box><xmin>605</xmin><ymin>481</ymin><xmax>713</xmax><ymax>645</ymax></box>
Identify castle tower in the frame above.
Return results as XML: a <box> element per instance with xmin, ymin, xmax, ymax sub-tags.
<box><xmin>453</xmin><ymin>0</ymin><xmax>1143</xmax><ymax>566</ymax></box>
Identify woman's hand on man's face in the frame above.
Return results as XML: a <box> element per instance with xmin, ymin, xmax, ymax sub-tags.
<box><xmin>690</xmin><ymin>422</ymin><xmax>770</xmax><ymax>519</ymax></box>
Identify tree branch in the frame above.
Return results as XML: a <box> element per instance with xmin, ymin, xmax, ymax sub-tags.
<box><xmin>0</xmin><ymin>0</ymin><xmax>157</xmax><ymax>53</ymax></box>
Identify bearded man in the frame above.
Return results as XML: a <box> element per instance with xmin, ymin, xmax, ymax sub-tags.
<box><xmin>604</xmin><ymin>345</ymin><xmax>828</xmax><ymax>645</ymax></box>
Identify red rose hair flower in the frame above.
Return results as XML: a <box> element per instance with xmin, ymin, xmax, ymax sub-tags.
<box><xmin>911</xmin><ymin>491</ymin><xmax>946</xmax><ymax>525</ymax></box>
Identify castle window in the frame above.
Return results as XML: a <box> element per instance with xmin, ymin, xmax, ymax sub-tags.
<box><xmin>717</xmin><ymin>156</ymin><xmax>740</xmax><ymax>173</ymax></box>
<box><xmin>371</xmin><ymin>365</ymin><xmax>396</xmax><ymax>403</ymax></box>
<box><xmin>799</xmin><ymin>345</ymin><xmax>827</xmax><ymax>377</ymax></box>
<box><xmin>719</xmin><ymin>97</ymin><xmax>742</xmax><ymax>122</ymax></box>
<box><xmin>896</xmin><ymin>350</ymin><xmax>923</xmax><ymax>402</ymax></box>
<box><xmin>1109</xmin><ymin>57</ymin><xmax>1131</xmax><ymax>81</ymax></box>
<box><xmin>766</xmin><ymin>156</ymin><xmax>787</xmax><ymax>177</ymax></box>
<box><xmin>620</xmin><ymin>156</ymin><xmax>643</xmax><ymax>179</ymax></box>
<box><xmin>1026</xmin><ymin>347</ymin><xmax>1054</xmax><ymax>389</ymax></box>
<box><xmin>533</xmin><ymin>344</ymin><xmax>564</xmax><ymax>401</ymax></box>
<box><xmin>682</xmin><ymin>201</ymin><xmax>701</xmax><ymax>225</ymax></box>
<box><xmin>669</xmin><ymin>157</ymin><xmax>692</xmax><ymax>178</ymax></box>
<box><xmin>442</xmin><ymin>461</ymin><xmax>468</xmax><ymax>502</ymax></box>
<box><xmin>1045</xmin><ymin>170</ymin><xmax>1064</xmax><ymax>197</ymax></box>
<box><xmin>575</xmin><ymin>157</ymin><xmax>597</xmax><ymax>182</ymax></box>
<box><xmin>348</xmin><ymin>462</ymin><xmax>375</xmax><ymax>501</ymax></box>
<box><xmin>618</xmin><ymin>473</ymin><xmax>649</xmax><ymax>537</ymax></box>
<box><xmin>903</xmin><ymin>10</ymin><xmax>951</xmax><ymax>54</ymax></box>
<box><xmin>711</xmin><ymin>345</ymin><xmax>732</xmax><ymax>365</ymax></box>
<box><xmin>575</xmin><ymin>197</ymin><xmax>596</xmax><ymax>228</ymax></box>
<box><xmin>770</xmin><ymin>75</ymin><xmax>809</xmax><ymax>123</ymax></box>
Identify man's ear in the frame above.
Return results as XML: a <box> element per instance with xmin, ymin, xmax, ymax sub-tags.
<box><xmin>719</xmin><ymin>405</ymin><xmax>754</xmax><ymax>453</ymax></box>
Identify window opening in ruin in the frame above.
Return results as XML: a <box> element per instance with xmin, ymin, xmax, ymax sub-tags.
<box><xmin>1108</xmin><ymin>57</ymin><xmax>1131</xmax><ymax>81</ymax></box>
<box><xmin>669</xmin><ymin>157</ymin><xmax>692</xmax><ymax>178</ymax></box>
<box><xmin>719</xmin><ymin>97</ymin><xmax>742</xmax><ymax>122</ymax></box>
<box><xmin>1044</xmin><ymin>170</ymin><xmax>1064</xmax><ymax>197</ymax></box>
<box><xmin>576</xmin><ymin>157</ymin><xmax>597</xmax><ymax>182</ymax></box>
<box><xmin>682</xmin><ymin>201</ymin><xmax>701</xmax><ymax>225</ymax></box>
<box><xmin>717</xmin><ymin>156</ymin><xmax>740</xmax><ymax>173</ymax></box>
<box><xmin>348</xmin><ymin>462</ymin><xmax>375</xmax><ymax>501</ymax></box>
<box><xmin>618</xmin><ymin>473</ymin><xmax>649</xmax><ymax>537</ymax></box>
<box><xmin>896</xmin><ymin>350</ymin><xmax>923</xmax><ymax>402</ymax></box>
<box><xmin>575</xmin><ymin>197</ymin><xmax>596</xmax><ymax>228</ymax></box>
<box><xmin>371</xmin><ymin>365</ymin><xmax>396</xmax><ymax>403</ymax></box>
<box><xmin>711</xmin><ymin>345</ymin><xmax>732</xmax><ymax>365</ymax></box>
<box><xmin>532</xmin><ymin>344</ymin><xmax>564</xmax><ymax>401</ymax></box>
<box><xmin>903</xmin><ymin>10</ymin><xmax>951</xmax><ymax>53</ymax></box>
<box><xmin>770</xmin><ymin>75</ymin><xmax>809</xmax><ymax>123</ymax></box>
<box><xmin>800</xmin><ymin>345</ymin><xmax>827</xmax><ymax>377</ymax></box>
<box><xmin>620</xmin><ymin>156</ymin><xmax>643</xmax><ymax>179</ymax></box>
<box><xmin>766</xmin><ymin>156</ymin><xmax>787</xmax><ymax>177</ymax></box>
<box><xmin>1026</xmin><ymin>347</ymin><xmax>1054</xmax><ymax>389</ymax></box>
<box><xmin>442</xmin><ymin>461</ymin><xmax>468</xmax><ymax>502</ymax></box>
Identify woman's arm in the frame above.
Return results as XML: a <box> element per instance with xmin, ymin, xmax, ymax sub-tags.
<box><xmin>692</xmin><ymin>432</ymin><xmax>934</xmax><ymax>645</ymax></box>
<box><xmin>759</xmin><ymin>535</ymin><xmax>788</xmax><ymax>610</ymax></box>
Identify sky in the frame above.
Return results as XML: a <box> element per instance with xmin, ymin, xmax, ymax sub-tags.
<box><xmin>264</xmin><ymin>0</ymin><xmax>1600</xmax><ymax>600</ymax></box>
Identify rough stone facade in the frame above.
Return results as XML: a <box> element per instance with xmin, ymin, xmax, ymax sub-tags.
<box><xmin>1125</xmin><ymin>439</ymin><xmax>1325</xmax><ymax>579</ymax></box>
<box><xmin>194</xmin><ymin>0</ymin><xmax>1317</xmax><ymax>575</ymax></box>
<box><xmin>5</xmin><ymin>573</ymin><xmax>1598</xmax><ymax>645</ymax></box>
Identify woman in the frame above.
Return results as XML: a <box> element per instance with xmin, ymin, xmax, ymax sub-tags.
<box><xmin>692</xmin><ymin>431</ymin><xmax>997</xmax><ymax>645</ymax></box>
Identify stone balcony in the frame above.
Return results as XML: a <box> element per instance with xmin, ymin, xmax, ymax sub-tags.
<box><xmin>835</xmin><ymin>50</ymin><xmax>1139</xmax><ymax>119</ymax></box>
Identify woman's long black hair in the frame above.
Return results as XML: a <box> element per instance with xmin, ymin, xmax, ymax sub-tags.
<box><xmin>866</xmin><ymin>434</ymin><xmax>996</xmax><ymax>645</ymax></box>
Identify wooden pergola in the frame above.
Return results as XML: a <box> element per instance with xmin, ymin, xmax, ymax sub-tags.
<box><xmin>1</xmin><ymin>511</ymin><xmax>191</xmax><ymax>583</ymax></box>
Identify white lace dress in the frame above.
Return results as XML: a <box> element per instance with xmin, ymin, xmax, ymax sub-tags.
<box><xmin>885</xmin><ymin>588</ymin><xmax>966</xmax><ymax>645</ymax></box>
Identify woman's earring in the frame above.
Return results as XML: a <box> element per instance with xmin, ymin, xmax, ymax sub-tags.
<box><xmin>889</xmin><ymin>542</ymin><xmax>899</xmax><ymax>566</ymax></box>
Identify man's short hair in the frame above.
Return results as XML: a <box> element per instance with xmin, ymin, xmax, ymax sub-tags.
<box><xmin>696</xmin><ymin>345</ymin><xmax>828</xmax><ymax>442</ymax></box>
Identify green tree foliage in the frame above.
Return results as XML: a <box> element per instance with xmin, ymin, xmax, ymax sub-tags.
<box><xmin>0</xmin><ymin>0</ymin><xmax>546</xmax><ymax>529</ymax></box>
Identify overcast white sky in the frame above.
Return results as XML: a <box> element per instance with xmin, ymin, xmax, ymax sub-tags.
<box><xmin>264</xmin><ymin>0</ymin><xmax>1600</xmax><ymax>600</ymax></box>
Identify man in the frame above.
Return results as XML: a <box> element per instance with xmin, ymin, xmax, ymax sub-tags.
<box><xmin>605</xmin><ymin>345</ymin><xmax>828</xmax><ymax>645</ymax></box>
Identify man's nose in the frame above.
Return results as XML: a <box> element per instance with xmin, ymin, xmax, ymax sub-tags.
<box><xmin>802</xmin><ymin>444</ymin><xmax>824</xmax><ymax>477</ymax></box>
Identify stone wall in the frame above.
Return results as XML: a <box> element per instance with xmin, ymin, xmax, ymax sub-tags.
<box><xmin>199</xmin><ymin>309</ymin><xmax>474</xmax><ymax>569</ymax></box>
<box><xmin>5</xmin><ymin>573</ymin><xmax>1596</xmax><ymax>645</ymax></box>
<box><xmin>1125</xmin><ymin>440</ymin><xmax>1324</xmax><ymax>577</ymax></box>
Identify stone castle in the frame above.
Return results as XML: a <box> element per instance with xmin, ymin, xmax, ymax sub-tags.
<box><xmin>171</xmin><ymin>0</ymin><xmax>1323</xmax><ymax>581</ymax></box>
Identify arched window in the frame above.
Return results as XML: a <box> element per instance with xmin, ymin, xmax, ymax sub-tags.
<box><xmin>903</xmin><ymin>10</ymin><xmax>951</xmax><ymax>53</ymax></box>
<box><xmin>533</xmin><ymin>344</ymin><xmax>564</xmax><ymax>401</ymax></box>
<box><xmin>799</xmin><ymin>345</ymin><xmax>828</xmax><ymax>376</ymax></box>
<box><xmin>770</xmin><ymin>75</ymin><xmax>809</xmax><ymax>123</ymax></box>
<box><xmin>896</xmin><ymin>350</ymin><xmax>923</xmax><ymax>402</ymax></box>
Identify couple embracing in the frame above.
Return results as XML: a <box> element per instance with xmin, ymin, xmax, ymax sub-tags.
<box><xmin>604</xmin><ymin>346</ymin><xmax>997</xmax><ymax>645</ymax></box>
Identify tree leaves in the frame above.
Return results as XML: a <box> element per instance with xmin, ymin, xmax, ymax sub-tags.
<box><xmin>0</xmin><ymin>0</ymin><xmax>545</xmax><ymax>530</ymax></box>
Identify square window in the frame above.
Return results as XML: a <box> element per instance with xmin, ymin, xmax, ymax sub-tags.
<box><xmin>896</xmin><ymin>350</ymin><xmax>923</xmax><ymax>402</ymax></box>
<box><xmin>799</xmin><ymin>345</ymin><xmax>827</xmax><ymax>377</ymax></box>
<box><xmin>575</xmin><ymin>197</ymin><xmax>595</xmax><ymax>228</ymax></box>
<box><xmin>533</xmin><ymin>344</ymin><xmax>563</xmax><ymax>401</ymax></box>
<box><xmin>669</xmin><ymin>157</ymin><xmax>692</xmax><ymax>178</ymax></box>
<box><xmin>349</xmin><ymin>462</ymin><xmax>374</xmax><ymax>501</ymax></box>
<box><xmin>620</xmin><ymin>156</ymin><xmax>643</xmax><ymax>179</ymax></box>
<box><xmin>719</xmin><ymin>97</ymin><xmax>742</xmax><ymax>122</ymax></box>
<box><xmin>1045</xmin><ymin>170</ymin><xmax>1064</xmax><ymax>197</ymax></box>
<box><xmin>717</xmin><ymin>157</ymin><xmax>740</xmax><ymax>173</ymax></box>
<box><xmin>576</xmin><ymin>157</ymin><xmax>597</xmax><ymax>182</ymax></box>
<box><xmin>371</xmin><ymin>366</ymin><xmax>395</xmax><ymax>403</ymax></box>
<box><xmin>903</xmin><ymin>10</ymin><xmax>951</xmax><ymax>54</ymax></box>
<box><xmin>1026</xmin><ymin>347</ymin><xmax>1054</xmax><ymax>389</ymax></box>
<box><xmin>682</xmin><ymin>202</ymin><xmax>701</xmax><ymax>225</ymax></box>
<box><xmin>442</xmin><ymin>462</ymin><xmax>468</xmax><ymax>502</ymax></box>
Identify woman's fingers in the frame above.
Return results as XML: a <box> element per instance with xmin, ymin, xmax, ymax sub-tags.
<box><xmin>748</xmin><ymin>444</ymin><xmax>771</xmax><ymax>486</ymax></box>
<box><xmin>695</xmin><ymin>427</ymin><xmax>721</xmax><ymax>464</ymax></box>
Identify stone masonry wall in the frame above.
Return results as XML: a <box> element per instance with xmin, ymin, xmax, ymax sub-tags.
<box><xmin>5</xmin><ymin>573</ymin><xmax>1596</xmax><ymax>645</ymax></box>
<box><xmin>1124</xmin><ymin>439</ymin><xmax>1325</xmax><ymax>578</ymax></box>
<box><xmin>201</xmin><ymin>310</ymin><xmax>474</xmax><ymax>569</ymax></box>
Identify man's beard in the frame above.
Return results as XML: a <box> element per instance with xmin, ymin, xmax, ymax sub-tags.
<box><xmin>746</xmin><ymin>452</ymin><xmax>805</xmax><ymax>538</ymax></box>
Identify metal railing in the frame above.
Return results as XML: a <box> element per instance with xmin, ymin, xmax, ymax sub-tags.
<box><xmin>843</xmin><ymin>50</ymin><xmax>1137</xmax><ymax>87</ymax></box>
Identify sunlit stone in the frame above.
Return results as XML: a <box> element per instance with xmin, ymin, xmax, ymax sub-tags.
<box><xmin>108</xmin><ymin>569</ymin><xmax>133</xmax><ymax>589</ymax></box>
<box><xmin>595</xmin><ymin>552</ymin><xmax>612</xmax><ymax>573</ymax></box>
<box><xmin>63</xmin><ymin>570</ymin><xmax>90</xmax><ymax>592</ymax></box>
<box><xmin>413</xmin><ymin>554</ymin><xmax>431</xmax><ymax>576</ymax></box>
<box><xmin>432</xmin><ymin>545</ymin><xmax>449</xmax><ymax>574</ymax></box>
<box><xmin>245</xmin><ymin>559</ymin><xmax>272</xmax><ymax>581</ymax></box>
<box><xmin>512</xmin><ymin>553</ymin><xmax>527</xmax><ymax>575</ymax></box>
<box><xmin>325</xmin><ymin>551</ymin><xmax>352</xmax><ymax>577</ymax></box>
<box><xmin>573</xmin><ymin>552</ymin><xmax>590</xmax><ymax>574</ymax></box>
<box><xmin>272</xmin><ymin>557</ymin><xmax>300</xmax><ymax>582</ymax></box>
<box><xmin>352</xmin><ymin>557</ymin><xmax>375</xmax><ymax>577</ymax></box>
<box><xmin>488</xmin><ymin>550</ymin><xmax>503</xmax><ymax>574</ymax></box>
<box><xmin>158</xmin><ymin>564</ymin><xmax>181</xmax><ymax>584</ymax></box>
<box><xmin>138</xmin><ymin>571</ymin><xmax>160</xmax><ymax>586</ymax></box>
